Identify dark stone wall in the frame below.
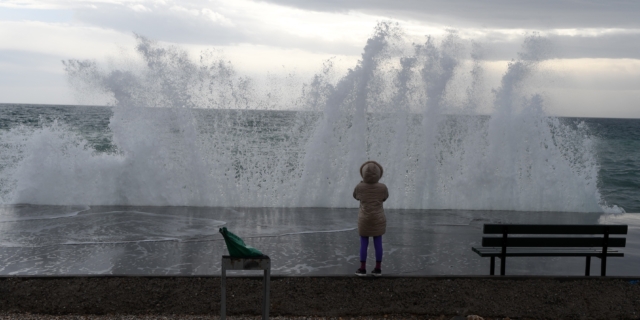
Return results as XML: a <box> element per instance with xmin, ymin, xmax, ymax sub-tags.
<box><xmin>0</xmin><ymin>276</ymin><xmax>639</xmax><ymax>319</ymax></box>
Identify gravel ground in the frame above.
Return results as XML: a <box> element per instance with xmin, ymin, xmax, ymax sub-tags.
<box><xmin>0</xmin><ymin>276</ymin><xmax>639</xmax><ymax>320</ymax></box>
<box><xmin>0</xmin><ymin>316</ymin><xmax>516</xmax><ymax>320</ymax></box>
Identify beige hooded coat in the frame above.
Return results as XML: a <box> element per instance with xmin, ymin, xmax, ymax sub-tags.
<box><xmin>352</xmin><ymin>161</ymin><xmax>388</xmax><ymax>237</ymax></box>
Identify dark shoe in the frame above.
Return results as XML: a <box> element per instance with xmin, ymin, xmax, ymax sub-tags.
<box><xmin>355</xmin><ymin>268</ymin><xmax>367</xmax><ymax>276</ymax></box>
<box><xmin>371</xmin><ymin>268</ymin><xmax>382</xmax><ymax>277</ymax></box>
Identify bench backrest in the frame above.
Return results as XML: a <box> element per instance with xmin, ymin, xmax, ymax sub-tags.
<box><xmin>482</xmin><ymin>224</ymin><xmax>628</xmax><ymax>248</ymax></box>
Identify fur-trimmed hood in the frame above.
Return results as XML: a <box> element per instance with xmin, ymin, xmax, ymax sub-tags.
<box><xmin>360</xmin><ymin>161</ymin><xmax>383</xmax><ymax>184</ymax></box>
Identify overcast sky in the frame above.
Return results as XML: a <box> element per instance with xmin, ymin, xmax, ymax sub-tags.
<box><xmin>1</xmin><ymin>0</ymin><xmax>639</xmax><ymax>118</ymax></box>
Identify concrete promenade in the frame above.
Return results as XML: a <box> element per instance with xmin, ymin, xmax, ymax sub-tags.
<box><xmin>1</xmin><ymin>206</ymin><xmax>639</xmax><ymax>276</ymax></box>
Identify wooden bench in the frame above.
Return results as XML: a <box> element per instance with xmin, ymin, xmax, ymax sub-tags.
<box><xmin>472</xmin><ymin>224</ymin><xmax>627</xmax><ymax>276</ymax></box>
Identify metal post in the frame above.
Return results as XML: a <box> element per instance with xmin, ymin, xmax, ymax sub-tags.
<box><xmin>490</xmin><ymin>256</ymin><xmax>495</xmax><ymax>275</ymax></box>
<box><xmin>220</xmin><ymin>256</ymin><xmax>270</xmax><ymax>319</ymax></box>
<box><xmin>601</xmin><ymin>227</ymin><xmax>609</xmax><ymax>276</ymax></box>
<box><xmin>221</xmin><ymin>262</ymin><xmax>226</xmax><ymax>320</ymax></box>
<box><xmin>500</xmin><ymin>227</ymin><xmax>507</xmax><ymax>276</ymax></box>
<box><xmin>263</xmin><ymin>265</ymin><xmax>270</xmax><ymax>320</ymax></box>
<box><xmin>585</xmin><ymin>256</ymin><xmax>591</xmax><ymax>276</ymax></box>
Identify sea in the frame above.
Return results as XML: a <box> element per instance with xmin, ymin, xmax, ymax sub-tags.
<box><xmin>1</xmin><ymin>104</ymin><xmax>638</xmax><ymax>212</ymax></box>
<box><xmin>0</xmin><ymin>30</ymin><xmax>638</xmax><ymax>275</ymax></box>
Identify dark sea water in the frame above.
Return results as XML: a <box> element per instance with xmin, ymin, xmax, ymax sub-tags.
<box><xmin>0</xmin><ymin>104</ymin><xmax>115</xmax><ymax>152</ymax></box>
<box><xmin>1</xmin><ymin>103</ymin><xmax>638</xmax><ymax>212</ymax></box>
<box><xmin>577</xmin><ymin>117</ymin><xmax>640</xmax><ymax>212</ymax></box>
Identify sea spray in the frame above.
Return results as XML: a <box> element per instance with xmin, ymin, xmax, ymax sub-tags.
<box><xmin>0</xmin><ymin>23</ymin><xmax>618</xmax><ymax>212</ymax></box>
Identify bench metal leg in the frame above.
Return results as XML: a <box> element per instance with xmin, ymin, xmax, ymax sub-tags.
<box><xmin>601</xmin><ymin>228</ymin><xmax>609</xmax><ymax>277</ymax></box>
<box><xmin>221</xmin><ymin>256</ymin><xmax>270</xmax><ymax>319</ymax></box>
<box><xmin>221</xmin><ymin>264</ymin><xmax>226</xmax><ymax>320</ymax></box>
<box><xmin>585</xmin><ymin>256</ymin><xmax>591</xmax><ymax>276</ymax></box>
<box><xmin>263</xmin><ymin>268</ymin><xmax>270</xmax><ymax>320</ymax></box>
<box><xmin>500</xmin><ymin>256</ymin><xmax>506</xmax><ymax>276</ymax></box>
<box><xmin>490</xmin><ymin>256</ymin><xmax>495</xmax><ymax>275</ymax></box>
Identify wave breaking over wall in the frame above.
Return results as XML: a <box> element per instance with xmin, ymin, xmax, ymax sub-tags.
<box><xmin>0</xmin><ymin>23</ymin><xmax>619</xmax><ymax>212</ymax></box>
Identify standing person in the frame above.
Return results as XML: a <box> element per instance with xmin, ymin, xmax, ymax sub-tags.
<box><xmin>353</xmin><ymin>160</ymin><xmax>388</xmax><ymax>276</ymax></box>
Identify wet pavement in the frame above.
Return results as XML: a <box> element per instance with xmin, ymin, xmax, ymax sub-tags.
<box><xmin>0</xmin><ymin>205</ymin><xmax>638</xmax><ymax>276</ymax></box>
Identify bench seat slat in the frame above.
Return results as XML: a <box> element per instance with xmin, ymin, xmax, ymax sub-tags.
<box><xmin>483</xmin><ymin>224</ymin><xmax>628</xmax><ymax>235</ymax></box>
<box><xmin>475</xmin><ymin>252</ymin><xmax>624</xmax><ymax>258</ymax></box>
<box><xmin>473</xmin><ymin>247</ymin><xmax>620</xmax><ymax>252</ymax></box>
<box><xmin>482</xmin><ymin>237</ymin><xmax>626</xmax><ymax>248</ymax></box>
<box><xmin>472</xmin><ymin>247</ymin><xmax>623</xmax><ymax>257</ymax></box>
<box><xmin>473</xmin><ymin>247</ymin><xmax>619</xmax><ymax>252</ymax></box>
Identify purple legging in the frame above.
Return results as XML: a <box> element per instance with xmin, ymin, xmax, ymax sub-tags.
<box><xmin>360</xmin><ymin>236</ymin><xmax>383</xmax><ymax>262</ymax></box>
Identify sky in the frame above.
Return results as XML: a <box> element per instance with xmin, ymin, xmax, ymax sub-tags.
<box><xmin>0</xmin><ymin>0</ymin><xmax>639</xmax><ymax>118</ymax></box>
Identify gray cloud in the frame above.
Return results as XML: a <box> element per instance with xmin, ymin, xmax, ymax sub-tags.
<box><xmin>549</xmin><ymin>33</ymin><xmax>640</xmax><ymax>59</ymax></box>
<box><xmin>70</xmin><ymin>2</ymin><xmax>640</xmax><ymax>61</ymax></box>
<box><xmin>73</xmin><ymin>4</ymin><xmax>362</xmax><ymax>56</ymax></box>
<box><xmin>256</xmin><ymin>0</ymin><xmax>640</xmax><ymax>29</ymax></box>
<box><xmin>74</xmin><ymin>5</ymin><xmax>247</xmax><ymax>45</ymax></box>
<box><xmin>477</xmin><ymin>32</ymin><xmax>640</xmax><ymax>60</ymax></box>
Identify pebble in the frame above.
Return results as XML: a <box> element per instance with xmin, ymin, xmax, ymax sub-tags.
<box><xmin>0</xmin><ymin>316</ymin><xmax>517</xmax><ymax>320</ymax></box>
<box><xmin>1</xmin><ymin>277</ymin><xmax>639</xmax><ymax>320</ymax></box>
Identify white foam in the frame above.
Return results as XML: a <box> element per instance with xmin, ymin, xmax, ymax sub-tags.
<box><xmin>0</xmin><ymin>209</ymin><xmax>227</xmax><ymax>248</ymax></box>
<box><xmin>0</xmin><ymin>206</ymin><xmax>90</xmax><ymax>222</ymax></box>
<box><xmin>0</xmin><ymin>24</ymin><xmax>618</xmax><ymax>213</ymax></box>
<box><xmin>246</xmin><ymin>227</ymin><xmax>357</xmax><ymax>239</ymax></box>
